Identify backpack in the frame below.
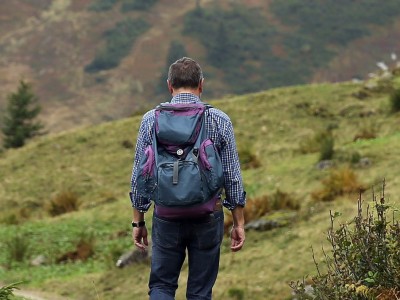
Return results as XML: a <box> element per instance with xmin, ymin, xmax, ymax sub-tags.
<box><xmin>136</xmin><ymin>102</ymin><xmax>224</xmax><ymax>218</ymax></box>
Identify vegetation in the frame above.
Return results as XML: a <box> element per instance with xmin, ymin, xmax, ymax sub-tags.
<box><xmin>183</xmin><ymin>1</ymin><xmax>400</xmax><ymax>95</ymax></box>
<box><xmin>88</xmin><ymin>0</ymin><xmax>118</xmax><ymax>11</ymax></box>
<box><xmin>0</xmin><ymin>74</ymin><xmax>400</xmax><ymax>299</ymax></box>
<box><xmin>311</xmin><ymin>166</ymin><xmax>364</xmax><ymax>202</ymax></box>
<box><xmin>0</xmin><ymin>282</ymin><xmax>22</xmax><ymax>300</ymax></box>
<box><xmin>4</xmin><ymin>233</ymin><xmax>30</xmax><ymax>265</ymax></box>
<box><xmin>1</xmin><ymin>81</ymin><xmax>43</xmax><ymax>149</ymax></box>
<box><xmin>292</xmin><ymin>182</ymin><xmax>400</xmax><ymax>299</ymax></box>
<box><xmin>46</xmin><ymin>191</ymin><xmax>81</xmax><ymax>216</ymax></box>
<box><xmin>88</xmin><ymin>0</ymin><xmax>158</xmax><ymax>12</ymax></box>
<box><xmin>184</xmin><ymin>4</ymin><xmax>279</xmax><ymax>94</ymax></box>
<box><xmin>85</xmin><ymin>18</ymin><xmax>149</xmax><ymax>73</ymax></box>
<box><xmin>120</xmin><ymin>0</ymin><xmax>158</xmax><ymax>12</ymax></box>
<box><xmin>390</xmin><ymin>88</ymin><xmax>400</xmax><ymax>113</ymax></box>
<box><xmin>157</xmin><ymin>40</ymin><xmax>188</xmax><ymax>99</ymax></box>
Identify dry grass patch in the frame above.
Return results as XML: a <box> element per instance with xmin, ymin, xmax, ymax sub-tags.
<box><xmin>311</xmin><ymin>166</ymin><xmax>365</xmax><ymax>202</ymax></box>
<box><xmin>46</xmin><ymin>191</ymin><xmax>80</xmax><ymax>216</ymax></box>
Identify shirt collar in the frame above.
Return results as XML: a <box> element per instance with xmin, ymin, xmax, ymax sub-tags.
<box><xmin>170</xmin><ymin>93</ymin><xmax>201</xmax><ymax>104</ymax></box>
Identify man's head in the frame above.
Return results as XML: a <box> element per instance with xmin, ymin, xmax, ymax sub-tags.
<box><xmin>167</xmin><ymin>57</ymin><xmax>203</xmax><ymax>95</ymax></box>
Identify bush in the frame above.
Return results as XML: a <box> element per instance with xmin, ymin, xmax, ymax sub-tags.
<box><xmin>270</xmin><ymin>189</ymin><xmax>300</xmax><ymax>211</ymax></box>
<box><xmin>88</xmin><ymin>0</ymin><xmax>118</xmax><ymax>11</ymax></box>
<box><xmin>238</xmin><ymin>148</ymin><xmax>261</xmax><ymax>170</ymax></box>
<box><xmin>4</xmin><ymin>233</ymin><xmax>30</xmax><ymax>265</ymax></box>
<box><xmin>299</xmin><ymin>130</ymin><xmax>334</xmax><ymax>158</ymax></box>
<box><xmin>56</xmin><ymin>232</ymin><xmax>95</xmax><ymax>263</ymax></box>
<box><xmin>227</xmin><ymin>287</ymin><xmax>245</xmax><ymax>300</ymax></box>
<box><xmin>312</xmin><ymin>166</ymin><xmax>364</xmax><ymax>202</ymax></box>
<box><xmin>389</xmin><ymin>88</ymin><xmax>400</xmax><ymax>113</ymax></box>
<box><xmin>319</xmin><ymin>133</ymin><xmax>334</xmax><ymax>161</ymax></box>
<box><xmin>46</xmin><ymin>191</ymin><xmax>80</xmax><ymax>216</ymax></box>
<box><xmin>121</xmin><ymin>0</ymin><xmax>158</xmax><ymax>12</ymax></box>
<box><xmin>0</xmin><ymin>282</ymin><xmax>23</xmax><ymax>299</ymax></box>
<box><xmin>224</xmin><ymin>190</ymin><xmax>299</xmax><ymax>233</ymax></box>
<box><xmin>292</xmin><ymin>181</ymin><xmax>400</xmax><ymax>299</ymax></box>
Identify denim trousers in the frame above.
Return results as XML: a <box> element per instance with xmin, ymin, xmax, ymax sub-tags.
<box><xmin>149</xmin><ymin>210</ymin><xmax>224</xmax><ymax>300</ymax></box>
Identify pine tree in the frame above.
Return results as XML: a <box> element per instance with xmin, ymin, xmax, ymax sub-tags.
<box><xmin>1</xmin><ymin>81</ymin><xmax>43</xmax><ymax>149</ymax></box>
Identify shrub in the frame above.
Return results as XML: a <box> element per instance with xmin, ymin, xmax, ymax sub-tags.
<box><xmin>56</xmin><ymin>232</ymin><xmax>95</xmax><ymax>263</ymax></box>
<box><xmin>389</xmin><ymin>88</ymin><xmax>400</xmax><ymax>113</ymax></box>
<box><xmin>0</xmin><ymin>282</ymin><xmax>23</xmax><ymax>299</ymax></box>
<box><xmin>224</xmin><ymin>190</ymin><xmax>299</xmax><ymax>233</ymax></box>
<box><xmin>88</xmin><ymin>0</ymin><xmax>118</xmax><ymax>11</ymax></box>
<box><xmin>227</xmin><ymin>287</ymin><xmax>245</xmax><ymax>300</ymax></box>
<box><xmin>270</xmin><ymin>189</ymin><xmax>300</xmax><ymax>211</ymax></box>
<box><xmin>311</xmin><ymin>166</ymin><xmax>364</xmax><ymax>202</ymax></box>
<box><xmin>318</xmin><ymin>133</ymin><xmax>334</xmax><ymax>161</ymax></box>
<box><xmin>46</xmin><ymin>191</ymin><xmax>80</xmax><ymax>216</ymax></box>
<box><xmin>291</xmin><ymin>181</ymin><xmax>400</xmax><ymax>299</ymax></box>
<box><xmin>353</xmin><ymin>122</ymin><xmax>377</xmax><ymax>142</ymax></box>
<box><xmin>238</xmin><ymin>148</ymin><xmax>261</xmax><ymax>170</ymax></box>
<box><xmin>299</xmin><ymin>130</ymin><xmax>334</xmax><ymax>160</ymax></box>
<box><xmin>121</xmin><ymin>0</ymin><xmax>158</xmax><ymax>11</ymax></box>
<box><xmin>4</xmin><ymin>233</ymin><xmax>30</xmax><ymax>265</ymax></box>
<box><xmin>224</xmin><ymin>195</ymin><xmax>270</xmax><ymax>233</ymax></box>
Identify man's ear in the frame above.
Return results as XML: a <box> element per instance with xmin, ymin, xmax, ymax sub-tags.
<box><xmin>167</xmin><ymin>80</ymin><xmax>173</xmax><ymax>95</ymax></box>
<box><xmin>198</xmin><ymin>78</ymin><xmax>204</xmax><ymax>94</ymax></box>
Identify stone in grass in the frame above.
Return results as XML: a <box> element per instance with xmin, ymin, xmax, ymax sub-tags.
<box><xmin>116</xmin><ymin>246</ymin><xmax>151</xmax><ymax>268</ymax></box>
<box><xmin>30</xmin><ymin>254</ymin><xmax>47</xmax><ymax>266</ymax></box>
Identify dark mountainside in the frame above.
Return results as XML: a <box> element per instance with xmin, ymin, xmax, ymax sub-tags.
<box><xmin>1</xmin><ymin>0</ymin><xmax>400</xmax><ymax>133</ymax></box>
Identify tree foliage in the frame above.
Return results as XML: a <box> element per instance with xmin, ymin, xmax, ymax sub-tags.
<box><xmin>1</xmin><ymin>81</ymin><xmax>43</xmax><ymax>149</ymax></box>
<box><xmin>85</xmin><ymin>18</ymin><xmax>149</xmax><ymax>73</ymax></box>
<box><xmin>121</xmin><ymin>0</ymin><xmax>158</xmax><ymax>12</ymax></box>
<box><xmin>157</xmin><ymin>40</ymin><xmax>188</xmax><ymax>99</ymax></box>
<box><xmin>184</xmin><ymin>1</ymin><xmax>400</xmax><ymax>96</ymax></box>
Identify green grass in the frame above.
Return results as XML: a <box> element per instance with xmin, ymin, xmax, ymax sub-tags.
<box><xmin>1</xmin><ymin>76</ymin><xmax>400</xmax><ymax>299</ymax></box>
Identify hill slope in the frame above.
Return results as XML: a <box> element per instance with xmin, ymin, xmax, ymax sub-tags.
<box><xmin>1</xmin><ymin>71</ymin><xmax>400</xmax><ymax>299</ymax></box>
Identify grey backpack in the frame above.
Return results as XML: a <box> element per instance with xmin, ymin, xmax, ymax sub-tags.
<box><xmin>136</xmin><ymin>102</ymin><xmax>224</xmax><ymax>217</ymax></box>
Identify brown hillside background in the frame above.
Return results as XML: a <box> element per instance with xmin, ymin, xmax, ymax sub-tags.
<box><xmin>1</xmin><ymin>0</ymin><xmax>400</xmax><ymax>133</ymax></box>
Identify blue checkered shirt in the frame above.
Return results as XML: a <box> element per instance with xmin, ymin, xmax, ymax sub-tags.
<box><xmin>130</xmin><ymin>93</ymin><xmax>246</xmax><ymax>212</ymax></box>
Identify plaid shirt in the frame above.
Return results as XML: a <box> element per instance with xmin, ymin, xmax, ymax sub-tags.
<box><xmin>130</xmin><ymin>93</ymin><xmax>246</xmax><ymax>212</ymax></box>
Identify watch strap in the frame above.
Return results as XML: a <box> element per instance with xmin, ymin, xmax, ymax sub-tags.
<box><xmin>131</xmin><ymin>220</ymin><xmax>146</xmax><ymax>228</ymax></box>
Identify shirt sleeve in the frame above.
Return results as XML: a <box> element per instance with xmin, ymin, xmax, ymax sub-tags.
<box><xmin>219</xmin><ymin>119</ymin><xmax>246</xmax><ymax>210</ymax></box>
<box><xmin>130</xmin><ymin>111</ymin><xmax>154</xmax><ymax>212</ymax></box>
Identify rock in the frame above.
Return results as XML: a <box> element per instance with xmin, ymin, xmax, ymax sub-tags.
<box><xmin>358</xmin><ymin>157</ymin><xmax>371</xmax><ymax>168</ymax></box>
<box><xmin>316</xmin><ymin>160</ymin><xmax>333</xmax><ymax>170</ymax></box>
<box><xmin>116</xmin><ymin>247</ymin><xmax>151</xmax><ymax>268</ymax></box>
<box><xmin>31</xmin><ymin>255</ymin><xmax>47</xmax><ymax>266</ymax></box>
<box><xmin>245</xmin><ymin>219</ymin><xmax>280</xmax><ymax>232</ymax></box>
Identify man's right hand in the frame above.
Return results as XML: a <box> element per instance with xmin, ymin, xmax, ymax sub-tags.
<box><xmin>132</xmin><ymin>226</ymin><xmax>148</xmax><ymax>251</ymax></box>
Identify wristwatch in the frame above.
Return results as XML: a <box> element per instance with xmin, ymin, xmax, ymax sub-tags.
<box><xmin>131</xmin><ymin>220</ymin><xmax>146</xmax><ymax>228</ymax></box>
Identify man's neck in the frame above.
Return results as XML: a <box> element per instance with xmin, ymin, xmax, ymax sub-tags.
<box><xmin>171</xmin><ymin>88</ymin><xmax>200</xmax><ymax>97</ymax></box>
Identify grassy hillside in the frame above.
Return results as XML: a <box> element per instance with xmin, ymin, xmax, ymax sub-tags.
<box><xmin>2</xmin><ymin>0</ymin><xmax>400</xmax><ymax>135</ymax></box>
<box><xmin>1</xmin><ymin>72</ymin><xmax>400</xmax><ymax>299</ymax></box>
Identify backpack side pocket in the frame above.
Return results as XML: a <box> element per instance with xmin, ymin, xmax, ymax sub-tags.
<box><xmin>136</xmin><ymin>145</ymin><xmax>157</xmax><ymax>199</ymax></box>
<box><xmin>199</xmin><ymin>139</ymin><xmax>224</xmax><ymax>196</ymax></box>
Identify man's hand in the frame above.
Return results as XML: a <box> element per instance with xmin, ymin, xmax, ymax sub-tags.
<box><xmin>132</xmin><ymin>226</ymin><xmax>148</xmax><ymax>251</ymax></box>
<box><xmin>230</xmin><ymin>226</ymin><xmax>245</xmax><ymax>252</ymax></box>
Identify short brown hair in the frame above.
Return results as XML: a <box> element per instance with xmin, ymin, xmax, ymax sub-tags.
<box><xmin>167</xmin><ymin>57</ymin><xmax>203</xmax><ymax>89</ymax></box>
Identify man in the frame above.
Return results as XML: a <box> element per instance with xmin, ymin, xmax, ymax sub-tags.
<box><xmin>130</xmin><ymin>57</ymin><xmax>246</xmax><ymax>300</ymax></box>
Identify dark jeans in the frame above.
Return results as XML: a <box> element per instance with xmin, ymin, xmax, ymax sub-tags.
<box><xmin>149</xmin><ymin>211</ymin><xmax>224</xmax><ymax>300</ymax></box>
